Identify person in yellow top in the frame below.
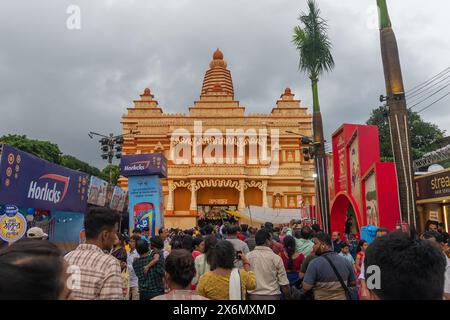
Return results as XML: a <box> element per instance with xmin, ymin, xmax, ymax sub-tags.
<box><xmin>197</xmin><ymin>240</ymin><xmax>256</xmax><ymax>300</ymax></box>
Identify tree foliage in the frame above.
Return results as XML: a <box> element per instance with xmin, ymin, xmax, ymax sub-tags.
<box><xmin>61</xmin><ymin>155</ymin><xmax>102</xmax><ymax>177</ymax></box>
<box><xmin>100</xmin><ymin>165</ymin><xmax>120</xmax><ymax>185</ymax></box>
<box><xmin>0</xmin><ymin>134</ymin><xmax>112</xmax><ymax>178</ymax></box>
<box><xmin>367</xmin><ymin>107</ymin><xmax>446</xmax><ymax>162</ymax></box>
<box><xmin>0</xmin><ymin>134</ymin><xmax>62</xmax><ymax>164</ymax></box>
<box><xmin>292</xmin><ymin>0</ymin><xmax>334</xmax><ymax>82</ymax></box>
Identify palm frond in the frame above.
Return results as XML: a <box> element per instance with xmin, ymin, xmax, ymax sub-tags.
<box><xmin>292</xmin><ymin>0</ymin><xmax>334</xmax><ymax>80</ymax></box>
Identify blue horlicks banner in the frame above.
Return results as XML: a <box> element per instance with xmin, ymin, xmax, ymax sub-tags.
<box><xmin>120</xmin><ymin>153</ymin><xmax>167</xmax><ymax>178</ymax></box>
<box><xmin>128</xmin><ymin>175</ymin><xmax>164</xmax><ymax>235</ymax></box>
<box><xmin>0</xmin><ymin>144</ymin><xmax>89</xmax><ymax>212</ymax></box>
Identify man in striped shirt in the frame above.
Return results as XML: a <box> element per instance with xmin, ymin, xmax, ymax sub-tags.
<box><xmin>65</xmin><ymin>207</ymin><xmax>123</xmax><ymax>300</ymax></box>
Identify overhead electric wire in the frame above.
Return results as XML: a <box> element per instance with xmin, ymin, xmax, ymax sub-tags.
<box><xmin>406</xmin><ymin>67</ymin><xmax>450</xmax><ymax>97</ymax></box>
<box><xmin>408</xmin><ymin>81</ymin><xmax>450</xmax><ymax>110</ymax></box>
<box><xmin>416</xmin><ymin>91</ymin><xmax>450</xmax><ymax>114</ymax></box>
<box><xmin>407</xmin><ymin>74</ymin><xmax>450</xmax><ymax>103</ymax></box>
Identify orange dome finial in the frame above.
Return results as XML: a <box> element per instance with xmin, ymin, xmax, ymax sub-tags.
<box><xmin>143</xmin><ymin>88</ymin><xmax>151</xmax><ymax>96</ymax></box>
<box><xmin>213</xmin><ymin>48</ymin><xmax>223</xmax><ymax>60</ymax></box>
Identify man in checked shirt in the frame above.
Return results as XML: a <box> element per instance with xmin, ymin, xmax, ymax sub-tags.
<box><xmin>65</xmin><ymin>207</ymin><xmax>123</xmax><ymax>300</ymax></box>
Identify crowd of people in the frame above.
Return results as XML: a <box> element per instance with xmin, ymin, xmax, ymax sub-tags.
<box><xmin>0</xmin><ymin>206</ymin><xmax>449</xmax><ymax>300</ymax></box>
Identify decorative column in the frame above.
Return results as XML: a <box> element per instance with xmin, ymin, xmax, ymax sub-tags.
<box><xmin>166</xmin><ymin>180</ymin><xmax>174</xmax><ymax>214</ymax></box>
<box><xmin>189</xmin><ymin>179</ymin><xmax>197</xmax><ymax>215</ymax></box>
<box><xmin>262</xmin><ymin>180</ymin><xmax>268</xmax><ymax>208</ymax></box>
<box><xmin>238</xmin><ymin>179</ymin><xmax>246</xmax><ymax>211</ymax></box>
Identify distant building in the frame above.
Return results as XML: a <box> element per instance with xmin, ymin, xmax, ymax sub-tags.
<box><xmin>120</xmin><ymin>49</ymin><xmax>315</xmax><ymax>229</ymax></box>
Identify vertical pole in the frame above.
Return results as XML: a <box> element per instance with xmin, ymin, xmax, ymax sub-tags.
<box><xmin>377</xmin><ymin>0</ymin><xmax>417</xmax><ymax>228</ymax></box>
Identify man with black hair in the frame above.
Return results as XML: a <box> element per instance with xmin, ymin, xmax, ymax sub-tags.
<box><xmin>225</xmin><ymin>224</ymin><xmax>250</xmax><ymax>268</ymax></box>
<box><xmin>65</xmin><ymin>207</ymin><xmax>122</xmax><ymax>300</ymax></box>
<box><xmin>133</xmin><ymin>237</ymin><xmax>165</xmax><ymax>300</ymax></box>
<box><xmin>240</xmin><ymin>224</ymin><xmax>250</xmax><ymax>238</ymax></box>
<box><xmin>331</xmin><ymin>231</ymin><xmax>345</xmax><ymax>253</ymax></box>
<box><xmin>245</xmin><ymin>227</ymin><xmax>257</xmax><ymax>251</ymax></box>
<box><xmin>438</xmin><ymin>223</ymin><xmax>449</xmax><ymax>243</ymax></box>
<box><xmin>201</xmin><ymin>224</ymin><xmax>214</xmax><ymax>236</ymax></box>
<box><xmin>364</xmin><ymin>231</ymin><xmax>446</xmax><ymax>300</ymax></box>
<box><xmin>426</xmin><ymin>220</ymin><xmax>439</xmax><ymax>232</ymax></box>
<box><xmin>141</xmin><ymin>227</ymin><xmax>150</xmax><ymax>242</ymax></box>
<box><xmin>303</xmin><ymin>232</ymin><xmax>356</xmax><ymax>300</ymax></box>
<box><xmin>158</xmin><ymin>227</ymin><xmax>170</xmax><ymax>258</ymax></box>
<box><xmin>287</xmin><ymin>224</ymin><xmax>314</xmax><ymax>258</ymax></box>
<box><xmin>247</xmin><ymin>229</ymin><xmax>290</xmax><ymax>300</ymax></box>
<box><xmin>132</xmin><ymin>228</ymin><xmax>142</xmax><ymax>238</ymax></box>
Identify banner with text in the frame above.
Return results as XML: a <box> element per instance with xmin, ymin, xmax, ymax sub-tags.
<box><xmin>128</xmin><ymin>175</ymin><xmax>164</xmax><ymax>235</ymax></box>
<box><xmin>0</xmin><ymin>144</ymin><xmax>89</xmax><ymax>212</ymax></box>
<box><xmin>120</xmin><ymin>153</ymin><xmax>167</xmax><ymax>178</ymax></box>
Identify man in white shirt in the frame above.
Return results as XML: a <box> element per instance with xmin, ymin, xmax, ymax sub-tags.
<box><xmin>247</xmin><ymin>229</ymin><xmax>290</xmax><ymax>300</ymax></box>
<box><xmin>127</xmin><ymin>235</ymin><xmax>141</xmax><ymax>300</ymax></box>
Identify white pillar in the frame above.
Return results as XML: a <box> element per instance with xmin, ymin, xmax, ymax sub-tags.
<box><xmin>166</xmin><ymin>180</ymin><xmax>174</xmax><ymax>211</ymax></box>
<box><xmin>262</xmin><ymin>180</ymin><xmax>268</xmax><ymax>208</ymax></box>
<box><xmin>238</xmin><ymin>180</ymin><xmax>246</xmax><ymax>211</ymax></box>
<box><xmin>189</xmin><ymin>179</ymin><xmax>197</xmax><ymax>212</ymax></box>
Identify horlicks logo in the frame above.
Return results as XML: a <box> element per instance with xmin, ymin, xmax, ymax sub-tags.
<box><xmin>124</xmin><ymin>161</ymin><xmax>150</xmax><ymax>172</ymax></box>
<box><xmin>27</xmin><ymin>174</ymin><xmax>70</xmax><ymax>204</ymax></box>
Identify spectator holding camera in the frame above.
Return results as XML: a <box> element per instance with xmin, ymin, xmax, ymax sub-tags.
<box><xmin>225</xmin><ymin>224</ymin><xmax>250</xmax><ymax>268</ymax></box>
<box><xmin>197</xmin><ymin>240</ymin><xmax>255</xmax><ymax>300</ymax></box>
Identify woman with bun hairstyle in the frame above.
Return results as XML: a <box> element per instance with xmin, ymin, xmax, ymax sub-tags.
<box><xmin>152</xmin><ymin>249</ymin><xmax>208</xmax><ymax>300</ymax></box>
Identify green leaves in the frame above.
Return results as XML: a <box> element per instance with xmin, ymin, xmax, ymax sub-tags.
<box><xmin>377</xmin><ymin>0</ymin><xmax>392</xmax><ymax>30</ymax></box>
<box><xmin>367</xmin><ymin>107</ymin><xmax>446</xmax><ymax>164</ymax></box>
<box><xmin>292</xmin><ymin>0</ymin><xmax>334</xmax><ymax>81</ymax></box>
<box><xmin>0</xmin><ymin>134</ymin><xmax>62</xmax><ymax>164</ymax></box>
<box><xmin>0</xmin><ymin>134</ymin><xmax>116</xmax><ymax>180</ymax></box>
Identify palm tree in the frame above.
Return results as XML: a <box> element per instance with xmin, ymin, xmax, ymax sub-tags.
<box><xmin>293</xmin><ymin>0</ymin><xmax>334</xmax><ymax>233</ymax></box>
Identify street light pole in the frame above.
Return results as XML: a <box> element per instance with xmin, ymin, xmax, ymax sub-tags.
<box><xmin>286</xmin><ymin>130</ymin><xmax>330</xmax><ymax>233</ymax></box>
<box><xmin>88</xmin><ymin>130</ymin><xmax>139</xmax><ymax>185</ymax></box>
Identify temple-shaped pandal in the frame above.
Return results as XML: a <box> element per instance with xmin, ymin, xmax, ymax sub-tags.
<box><xmin>120</xmin><ymin>49</ymin><xmax>315</xmax><ymax>229</ymax></box>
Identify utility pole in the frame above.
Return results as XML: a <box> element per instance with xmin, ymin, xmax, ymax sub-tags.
<box><xmin>88</xmin><ymin>131</ymin><xmax>138</xmax><ymax>184</ymax></box>
<box><xmin>377</xmin><ymin>0</ymin><xmax>417</xmax><ymax>228</ymax></box>
<box><xmin>286</xmin><ymin>130</ymin><xmax>329</xmax><ymax>232</ymax></box>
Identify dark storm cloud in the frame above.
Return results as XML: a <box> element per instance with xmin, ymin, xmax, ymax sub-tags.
<box><xmin>0</xmin><ymin>0</ymin><xmax>449</xmax><ymax>168</ymax></box>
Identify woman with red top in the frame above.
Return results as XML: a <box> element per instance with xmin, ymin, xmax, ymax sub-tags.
<box><xmin>192</xmin><ymin>236</ymin><xmax>205</xmax><ymax>259</ymax></box>
<box><xmin>355</xmin><ymin>240</ymin><xmax>368</xmax><ymax>278</ymax></box>
<box><xmin>279</xmin><ymin>235</ymin><xmax>304</xmax><ymax>285</ymax></box>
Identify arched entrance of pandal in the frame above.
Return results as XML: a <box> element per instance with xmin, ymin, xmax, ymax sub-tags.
<box><xmin>197</xmin><ymin>187</ymin><xmax>239</xmax><ymax>226</ymax></box>
<box><xmin>330</xmin><ymin>192</ymin><xmax>362</xmax><ymax>237</ymax></box>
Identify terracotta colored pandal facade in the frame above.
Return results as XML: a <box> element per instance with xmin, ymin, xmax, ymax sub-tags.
<box><xmin>120</xmin><ymin>49</ymin><xmax>315</xmax><ymax>229</ymax></box>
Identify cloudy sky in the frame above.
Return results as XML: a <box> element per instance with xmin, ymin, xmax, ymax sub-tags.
<box><xmin>0</xmin><ymin>0</ymin><xmax>449</xmax><ymax>168</ymax></box>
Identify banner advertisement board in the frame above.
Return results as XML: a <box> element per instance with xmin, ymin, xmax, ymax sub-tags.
<box><xmin>0</xmin><ymin>144</ymin><xmax>89</xmax><ymax>212</ymax></box>
<box><xmin>415</xmin><ymin>169</ymin><xmax>450</xmax><ymax>201</ymax></box>
<box><xmin>120</xmin><ymin>153</ymin><xmax>167</xmax><ymax>178</ymax></box>
<box><xmin>87</xmin><ymin>176</ymin><xmax>108</xmax><ymax>207</ymax></box>
<box><xmin>0</xmin><ymin>205</ymin><xmax>27</xmax><ymax>243</ymax></box>
<box><xmin>48</xmin><ymin>211</ymin><xmax>84</xmax><ymax>244</ymax></box>
<box><xmin>110</xmin><ymin>186</ymin><xmax>127</xmax><ymax>212</ymax></box>
<box><xmin>128</xmin><ymin>175</ymin><xmax>164</xmax><ymax>235</ymax></box>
